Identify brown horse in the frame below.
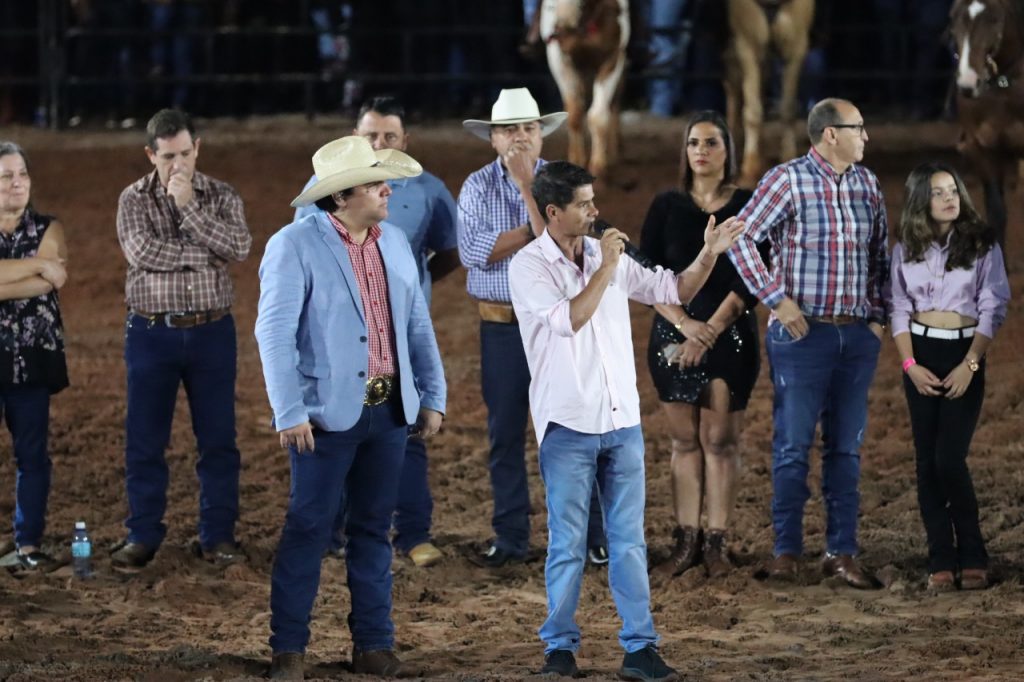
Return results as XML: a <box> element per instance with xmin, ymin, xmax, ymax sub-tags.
<box><xmin>541</xmin><ymin>0</ymin><xmax>630</xmax><ymax>179</ymax></box>
<box><xmin>723</xmin><ymin>0</ymin><xmax>816</xmax><ymax>186</ymax></box>
<box><xmin>951</xmin><ymin>0</ymin><xmax>1024</xmax><ymax>246</ymax></box>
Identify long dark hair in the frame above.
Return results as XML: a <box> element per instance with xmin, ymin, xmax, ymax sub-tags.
<box><xmin>678</xmin><ymin>110</ymin><xmax>736</xmax><ymax>192</ymax></box>
<box><xmin>898</xmin><ymin>162</ymin><xmax>994</xmax><ymax>270</ymax></box>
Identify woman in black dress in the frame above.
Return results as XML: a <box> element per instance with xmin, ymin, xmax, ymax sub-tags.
<box><xmin>640</xmin><ymin>111</ymin><xmax>766</xmax><ymax>578</ymax></box>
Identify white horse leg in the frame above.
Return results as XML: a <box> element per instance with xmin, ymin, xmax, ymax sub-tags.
<box><xmin>588</xmin><ymin>52</ymin><xmax>626</xmax><ymax>178</ymax></box>
<box><xmin>547</xmin><ymin>41</ymin><xmax>587</xmax><ymax>168</ymax></box>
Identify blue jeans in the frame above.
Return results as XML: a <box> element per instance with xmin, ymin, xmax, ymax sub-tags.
<box><xmin>480</xmin><ymin>321</ymin><xmax>606</xmax><ymax>555</ymax></box>
<box><xmin>766</xmin><ymin>320</ymin><xmax>880</xmax><ymax>557</ymax></box>
<box><xmin>269</xmin><ymin>403</ymin><xmax>407</xmax><ymax>654</ymax></box>
<box><xmin>538</xmin><ymin>424</ymin><xmax>658</xmax><ymax>654</ymax></box>
<box><xmin>123</xmin><ymin>313</ymin><xmax>240</xmax><ymax>550</ymax></box>
<box><xmin>2</xmin><ymin>384</ymin><xmax>51</xmax><ymax>548</ymax></box>
<box><xmin>329</xmin><ymin>434</ymin><xmax>434</xmax><ymax>555</ymax></box>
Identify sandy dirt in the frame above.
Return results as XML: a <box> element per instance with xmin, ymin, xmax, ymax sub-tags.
<box><xmin>0</xmin><ymin>115</ymin><xmax>1021</xmax><ymax>681</ymax></box>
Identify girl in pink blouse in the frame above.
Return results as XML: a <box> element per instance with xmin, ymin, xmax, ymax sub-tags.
<box><xmin>891</xmin><ymin>162</ymin><xmax>1010</xmax><ymax>593</ymax></box>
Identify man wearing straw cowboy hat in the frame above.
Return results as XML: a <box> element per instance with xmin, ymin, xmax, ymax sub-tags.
<box><xmin>255</xmin><ymin>136</ymin><xmax>446</xmax><ymax>680</ymax></box>
<box><xmin>458</xmin><ymin>87</ymin><xmax>607</xmax><ymax>568</ymax></box>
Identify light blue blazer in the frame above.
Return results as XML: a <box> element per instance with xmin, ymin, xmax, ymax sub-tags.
<box><xmin>255</xmin><ymin>212</ymin><xmax>446</xmax><ymax>432</ymax></box>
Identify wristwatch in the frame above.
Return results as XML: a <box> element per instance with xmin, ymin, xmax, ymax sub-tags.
<box><xmin>966</xmin><ymin>357</ymin><xmax>980</xmax><ymax>373</ymax></box>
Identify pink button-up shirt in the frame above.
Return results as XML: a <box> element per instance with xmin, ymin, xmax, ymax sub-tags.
<box><xmin>509</xmin><ymin>232</ymin><xmax>682</xmax><ymax>442</ymax></box>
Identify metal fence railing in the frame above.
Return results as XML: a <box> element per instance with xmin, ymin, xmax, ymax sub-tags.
<box><xmin>0</xmin><ymin>1</ymin><xmax>957</xmax><ymax>129</ymax></box>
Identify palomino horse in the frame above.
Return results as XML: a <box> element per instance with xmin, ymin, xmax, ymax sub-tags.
<box><xmin>724</xmin><ymin>0</ymin><xmax>815</xmax><ymax>186</ymax></box>
<box><xmin>951</xmin><ymin>0</ymin><xmax>1024</xmax><ymax>246</ymax></box>
<box><xmin>541</xmin><ymin>0</ymin><xmax>629</xmax><ymax>179</ymax></box>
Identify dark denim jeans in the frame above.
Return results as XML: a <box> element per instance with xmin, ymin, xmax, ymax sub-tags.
<box><xmin>480</xmin><ymin>320</ymin><xmax>533</xmax><ymax>556</ymax></box>
<box><xmin>269</xmin><ymin>402</ymin><xmax>407</xmax><ymax>654</ymax></box>
<box><xmin>766</xmin><ymin>319</ymin><xmax>880</xmax><ymax>557</ymax></box>
<box><xmin>2</xmin><ymin>384</ymin><xmax>51</xmax><ymax>548</ymax></box>
<box><xmin>904</xmin><ymin>331</ymin><xmax>987</xmax><ymax>572</ymax></box>
<box><xmin>123</xmin><ymin>313</ymin><xmax>240</xmax><ymax>550</ymax></box>
<box><xmin>329</xmin><ymin>434</ymin><xmax>433</xmax><ymax>555</ymax></box>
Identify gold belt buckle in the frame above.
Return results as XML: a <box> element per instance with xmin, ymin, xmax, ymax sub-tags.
<box><xmin>364</xmin><ymin>375</ymin><xmax>393</xmax><ymax>406</ymax></box>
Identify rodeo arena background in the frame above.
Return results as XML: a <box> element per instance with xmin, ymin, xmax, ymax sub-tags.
<box><xmin>0</xmin><ymin>0</ymin><xmax>1023</xmax><ymax>680</ymax></box>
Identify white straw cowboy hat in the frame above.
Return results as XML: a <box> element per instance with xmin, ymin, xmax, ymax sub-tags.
<box><xmin>290</xmin><ymin>135</ymin><xmax>422</xmax><ymax>207</ymax></box>
<box><xmin>462</xmin><ymin>87</ymin><xmax>568</xmax><ymax>140</ymax></box>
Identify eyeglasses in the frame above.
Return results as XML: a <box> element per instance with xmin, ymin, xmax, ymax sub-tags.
<box><xmin>930</xmin><ymin>187</ymin><xmax>960</xmax><ymax>200</ymax></box>
<box><xmin>829</xmin><ymin>123</ymin><xmax>866</xmax><ymax>134</ymax></box>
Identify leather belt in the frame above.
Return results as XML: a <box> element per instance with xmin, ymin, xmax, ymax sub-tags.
<box><xmin>910</xmin><ymin>322</ymin><xmax>975</xmax><ymax>340</ymax></box>
<box><xmin>478</xmin><ymin>301</ymin><xmax>516</xmax><ymax>324</ymax></box>
<box><xmin>808</xmin><ymin>314</ymin><xmax>860</xmax><ymax>325</ymax></box>
<box><xmin>134</xmin><ymin>308</ymin><xmax>230</xmax><ymax>328</ymax></box>
<box><xmin>364</xmin><ymin>374</ymin><xmax>395</xmax><ymax>406</ymax></box>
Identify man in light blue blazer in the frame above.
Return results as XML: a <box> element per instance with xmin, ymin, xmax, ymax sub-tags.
<box><xmin>256</xmin><ymin>135</ymin><xmax>446</xmax><ymax>680</ymax></box>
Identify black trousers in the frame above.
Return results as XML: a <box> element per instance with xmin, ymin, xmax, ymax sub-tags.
<box><xmin>903</xmin><ymin>331</ymin><xmax>988</xmax><ymax>573</ymax></box>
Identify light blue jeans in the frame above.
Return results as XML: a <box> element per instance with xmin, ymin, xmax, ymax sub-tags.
<box><xmin>538</xmin><ymin>423</ymin><xmax>658</xmax><ymax>654</ymax></box>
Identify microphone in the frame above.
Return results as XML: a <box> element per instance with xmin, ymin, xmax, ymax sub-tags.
<box><xmin>591</xmin><ymin>218</ymin><xmax>656</xmax><ymax>269</ymax></box>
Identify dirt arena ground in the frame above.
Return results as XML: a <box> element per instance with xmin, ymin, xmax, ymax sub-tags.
<box><xmin>0</xmin><ymin>115</ymin><xmax>1021</xmax><ymax>681</ymax></box>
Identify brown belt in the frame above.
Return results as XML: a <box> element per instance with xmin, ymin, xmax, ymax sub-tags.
<box><xmin>133</xmin><ymin>308</ymin><xmax>230</xmax><ymax>328</ymax></box>
<box><xmin>478</xmin><ymin>301</ymin><xmax>516</xmax><ymax>324</ymax></box>
<box><xmin>808</xmin><ymin>314</ymin><xmax>861</xmax><ymax>325</ymax></box>
<box><xmin>364</xmin><ymin>374</ymin><xmax>395</xmax><ymax>406</ymax></box>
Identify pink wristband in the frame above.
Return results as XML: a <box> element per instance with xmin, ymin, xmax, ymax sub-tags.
<box><xmin>902</xmin><ymin>357</ymin><xmax>917</xmax><ymax>373</ymax></box>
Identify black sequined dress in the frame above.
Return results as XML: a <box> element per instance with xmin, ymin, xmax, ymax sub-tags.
<box><xmin>638</xmin><ymin>189</ymin><xmax>766</xmax><ymax>410</ymax></box>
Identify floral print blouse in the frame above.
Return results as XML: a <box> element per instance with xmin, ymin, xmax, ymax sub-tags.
<box><xmin>0</xmin><ymin>208</ymin><xmax>68</xmax><ymax>392</ymax></box>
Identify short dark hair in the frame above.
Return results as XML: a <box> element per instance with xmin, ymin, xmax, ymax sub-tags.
<box><xmin>313</xmin><ymin>186</ymin><xmax>355</xmax><ymax>212</ymax></box>
<box><xmin>357</xmin><ymin>96</ymin><xmax>406</xmax><ymax>128</ymax></box>
<box><xmin>146</xmin><ymin>109</ymin><xmax>196</xmax><ymax>151</ymax></box>
<box><xmin>806</xmin><ymin>98</ymin><xmax>849</xmax><ymax>144</ymax></box>
<box><xmin>532</xmin><ymin>161</ymin><xmax>595</xmax><ymax>224</ymax></box>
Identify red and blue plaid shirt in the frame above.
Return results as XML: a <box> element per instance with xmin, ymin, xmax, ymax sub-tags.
<box><xmin>727</xmin><ymin>148</ymin><xmax>890</xmax><ymax>322</ymax></box>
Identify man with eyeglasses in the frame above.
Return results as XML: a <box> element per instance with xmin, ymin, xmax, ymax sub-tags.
<box><xmin>727</xmin><ymin>97</ymin><xmax>890</xmax><ymax>589</ymax></box>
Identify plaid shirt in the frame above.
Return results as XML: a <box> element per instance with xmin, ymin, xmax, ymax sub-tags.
<box><xmin>728</xmin><ymin>148</ymin><xmax>890</xmax><ymax>322</ymax></box>
<box><xmin>327</xmin><ymin>214</ymin><xmax>397</xmax><ymax>377</ymax></box>
<box><xmin>116</xmin><ymin>170</ymin><xmax>251</xmax><ymax>312</ymax></box>
<box><xmin>457</xmin><ymin>157</ymin><xmax>545</xmax><ymax>302</ymax></box>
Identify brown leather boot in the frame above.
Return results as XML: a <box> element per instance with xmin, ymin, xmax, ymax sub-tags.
<box><xmin>657</xmin><ymin>526</ymin><xmax>702</xmax><ymax>576</ymax></box>
<box><xmin>703</xmin><ymin>529</ymin><xmax>733</xmax><ymax>578</ymax></box>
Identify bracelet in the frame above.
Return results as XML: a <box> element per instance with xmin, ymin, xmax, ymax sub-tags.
<box><xmin>901</xmin><ymin>357</ymin><xmax>917</xmax><ymax>373</ymax></box>
<box><xmin>673</xmin><ymin>317</ymin><xmax>686</xmax><ymax>331</ymax></box>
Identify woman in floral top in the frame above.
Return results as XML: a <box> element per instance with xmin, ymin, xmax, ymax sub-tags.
<box><xmin>0</xmin><ymin>141</ymin><xmax>69</xmax><ymax>572</ymax></box>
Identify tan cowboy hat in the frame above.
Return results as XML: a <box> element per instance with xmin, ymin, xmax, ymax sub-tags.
<box><xmin>290</xmin><ymin>135</ymin><xmax>422</xmax><ymax>207</ymax></box>
<box><xmin>462</xmin><ymin>88</ymin><xmax>567</xmax><ymax>140</ymax></box>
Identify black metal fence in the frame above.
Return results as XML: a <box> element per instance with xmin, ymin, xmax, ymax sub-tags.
<box><xmin>0</xmin><ymin>0</ymin><xmax>957</xmax><ymax>129</ymax></box>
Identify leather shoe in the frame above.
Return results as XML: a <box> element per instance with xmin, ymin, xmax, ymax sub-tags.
<box><xmin>110</xmin><ymin>540</ymin><xmax>156</xmax><ymax>569</ymax></box>
<box><xmin>351</xmin><ymin>648</ymin><xmax>419</xmax><ymax>677</ymax></box>
<box><xmin>960</xmin><ymin>568</ymin><xmax>989</xmax><ymax>590</ymax></box>
<box><xmin>768</xmin><ymin>553</ymin><xmax>799</xmax><ymax>581</ymax></box>
<box><xmin>202</xmin><ymin>541</ymin><xmax>241</xmax><ymax>565</ymax></box>
<box><xmin>407</xmin><ymin>542</ymin><xmax>443</xmax><ymax>567</ymax></box>
<box><xmin>927</xmin><ymin>570</ymin><xmax>956</xmax><ymax>593</ymax></box>
<box><xmin>822</xmin><ymin>553</ymin><xmax>878</xmax><ymax>589</ymax></box>
<box><xmin>472</xmin><ymin>544</ymin><xmax>525</xmax><ymax>568</ymax></box>
<box><xmin>269</xmin><ymin>651</ymin><xmax>304</xmax><ymax>680</ymax></box>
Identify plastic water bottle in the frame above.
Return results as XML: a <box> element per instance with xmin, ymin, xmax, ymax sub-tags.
<box><xmin>71</xmin><ymin>521</ymin><xmax>93</xmax><ymax>579</ymax></box>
